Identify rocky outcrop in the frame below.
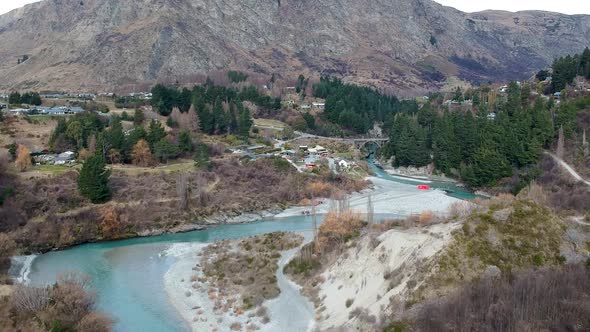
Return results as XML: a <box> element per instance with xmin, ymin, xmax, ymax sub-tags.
<box><xmin>0</xmin><ymin>0</ymin><xmax>589</xmax><ymax>94</ymax></box>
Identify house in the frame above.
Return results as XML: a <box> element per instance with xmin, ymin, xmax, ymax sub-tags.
<box><xmin>312</xmin><ymin>102</ymin><xmax>325</xmax><ymax>109</ymax></box>
<box><xmin>299</xmin><ymin>104</ymin><xmax>311</xmax><ymax>110</ymax></box>
<box><xmin>338</xmin><ymin>160</ymin><xmax>350</xmax><ymax>169</ymax></box>
<box><xmin>553</xmin><ymin>92</ymin><xmax>562</xmax><ymax>99</ymax></box>
<box><xmin>246</xmin><ymin>145</ymin><xmax>265</xmax><ymax>152</ymax></box>
<box><xmin>78</xmin><ymin>93</ymin><xmax>96</xmax><ymax>100</ymax></box>
<box><xmin>54</xmin><ymin>151</ymin><xmax>75</xmax><ymax>165</ymax></box>
<box><xmin>8</xmin><ymin>108</ymin><xmax>30</xmax><ymax>115</ymax></box>
<box><xmin>308</xmin><ymin>145</ymin><xmax>328</xmax><ymax>157</ymax></box>
<box><xmin>487</xmin><ymin>113</ymin><xmax>497</xmax><ymax>121</ymax></box>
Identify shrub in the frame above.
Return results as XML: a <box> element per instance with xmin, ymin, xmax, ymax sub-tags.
<box><xmin>533</xmin><ymin>253</ymin><xmax>545</xmax><ymax>266</ymax></box>
<box><xmin>418</xmin><ymin>210</ymin><xmax>436</xmax><ymax>225</ymax></box>
<box><xmin>317</xmin><ymin>209</ymin><xmax>364</xmax><ymax>253</ymax></box>
<box><xmin>345</xmin><ymin>298</ymin><xmax>354</xmax><ymax>308</ymax></box>
<box><xmin>416</xmin><ymin>264</ymin><xmax>590</xmax><ymax>332</ymax></box>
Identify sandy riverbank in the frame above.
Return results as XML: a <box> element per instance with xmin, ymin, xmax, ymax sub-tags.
<box><xmin>315</xmin><ymin>222</ymin><xmax>461</xmax><ymax>330</ymax></box>
<box><xmin>163</xmin><ymin>231</ymin><xmax>315</xmax><ymax>332</ymax></box>
<box><xmin>275</xmin><ymin>176</ymin><xmax>462</xmax><ymax>219</ymax></box>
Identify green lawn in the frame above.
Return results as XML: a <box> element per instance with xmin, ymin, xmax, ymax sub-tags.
<box><xmin>31</xmin><ymin>164</ymin><xmax>79</xmax><ymax>175</ymax></box>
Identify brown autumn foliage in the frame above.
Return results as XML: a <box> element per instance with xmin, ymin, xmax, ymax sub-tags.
<box><xmin>14</xmin><ymin>145</ymin><xmax>31</xmax><ymax>172</ymax></box>
<box><xmin>317</xmin><ymin>209</ymin><xmax>364</xmax><ymax>253</ymax></box>
<box><xmin>418</xmin><ymin>210</ymin><xmax>436</xmax><ymax>225</ymax></box>
<box><xmin>99</xmin><ymin>205</ymin><xmax>128</xmax><ymax>238</ymax></box>
<box><xmin>415</xmin><ymin>264</ymin><xmax>590</xmax><ymax>332</ymax></box>
<box><xmin>2</xmin><ymin>157</ymin><xmax>369</xmax><ymax>253</ymax></box>
<box><xmin>78</xmin><ymin>148</ymin><xmax>92</xmax><ymax>162</ymax></box>
<box><xmin>2</xmin><ymin>273</ymin><xmax>112</xmax><ymax>332</ymax></box>
<box><xmin>307</xmin><ymin>181</ymin><xmax>334</xmax><ymax>198</ymax></box>
<box><xmin>131</xmin><ymin>139</ymin><xmax>155</xmax><ymax>167</ymax></box>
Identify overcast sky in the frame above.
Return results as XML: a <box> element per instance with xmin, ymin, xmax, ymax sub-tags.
<box><xmin>1</xmin><ymin>0</ymin><xmax>590</xmax><ymax>15</ymax></box>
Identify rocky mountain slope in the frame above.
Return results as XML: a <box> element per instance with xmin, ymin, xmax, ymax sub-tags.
<box><xmin>0</xmin><ymin>0</ymin><xmax>589</xmax><ymax>94</ymax></box>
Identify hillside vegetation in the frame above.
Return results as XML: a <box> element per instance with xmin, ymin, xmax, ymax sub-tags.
<box><xmin>0</xmin><ymin>0</ymin><xmax>589</xmax><ymax>93</ymax></box>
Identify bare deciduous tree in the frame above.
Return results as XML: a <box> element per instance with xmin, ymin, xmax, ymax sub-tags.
<box><xmin>15</xmin><ymin>145</ymin><xmax>31</xmax><ymax>172</ymax></box>
<box><xmin>10</xmin><ymin>285</ymin><xmax>51</xmax><ymax>313</ymax></box>
<box><xmin>177</xmin><ymin>173</ymin><xmax>189</xmax><ymax>210</ymax></box>
<box><xmin>556</xmin><ymin>125</ymin><xmax>565</xmax><ymax>159</ymax></box>
<box><xmin>416</xmin><ymin>264</ymin><xmax>590</xmax><ymax>332</ymax></box>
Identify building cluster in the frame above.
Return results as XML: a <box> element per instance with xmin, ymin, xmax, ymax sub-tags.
<box><xmin>7</xmin><ymin>106</ymin><xmax>85</xmax><ymax>116</ymax></box>
<box><xmin>32</xmin><ymin>150</ymin><xmax>76</xmax><ymax>166</ymax></box>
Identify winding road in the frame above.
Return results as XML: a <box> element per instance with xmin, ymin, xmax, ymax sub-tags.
<box><xmin>545</xmin><ymin>152</ymin><xmax>590</xmax><ymax>187</ymax></box>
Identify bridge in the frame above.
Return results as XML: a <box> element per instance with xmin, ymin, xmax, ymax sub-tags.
<box><xmin>348</xmin><ymin>138</ymin><xmax>390</xmax><ymax>149</ymax></box>
<box><xmin>291</xmin><ymin>132</ymin><xmax>389</xmax><ymax>149</ymax></box>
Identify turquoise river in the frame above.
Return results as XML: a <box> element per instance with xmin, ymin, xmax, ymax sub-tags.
<box><xmin>16</xmin><ymin>164</ymin><xmax>475</xmax><ymax>331</ymax></box>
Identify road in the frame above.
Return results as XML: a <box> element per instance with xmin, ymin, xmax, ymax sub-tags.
<box><xmin>545</xmin><ymin>152</ymin><xmax>590</xmax><ymax>187</ymax></box>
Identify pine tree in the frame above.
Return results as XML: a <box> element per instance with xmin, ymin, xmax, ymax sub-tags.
<box><xmin>472</xmin><ymin>147</ymin><xmax>512</xmax><ymax>187</ymax></box>
<box><xmin>238</xmin><ymin>107</ymin><xmax>253</xmax><ymax>138</ymax></box>
<box><xmin>78</xmin><ymin>155</ymin><xmax>111</xmax><ymax>203</ymax></box>
<box><xmin>212</xmin><ymin>101</ymin><xmax>227</xmax><ymax>134</ymax></box>
<box><xmin>8</xmin><ymin>92</ymin><xmax>20</xmax><ymax>105</ymax></box>
<box><xmin>133</xmin><ymin>108</ymin><xmax>145</xmax><ymax>125</ymax></box>
<box><xmin>154</xmin><ymin>139</ymin><xmax>180</xmax><ymax>163</ymax></box>
<box><xmin>178</xmin><ymin>130</ymin><xmax>193</xmax><ymax>153</ymax></box>
<box><xmin>109</xmin><ymin>117</ymin><xmax>125</xmax><ymax>151</ymax></box>
<box><xmin>194</xmin><ymin>143</ymin><xmax>211</xmax><ymax>170</ymax></box>
<box><xmin>8</xmin><ymin>142</ymin><xmax>17</xmax><ymax>160</ymax></box>
<box><xmin>147</xmin><ymin>120</ymin><xmax>166</xmax><ymax>150</ymax></box>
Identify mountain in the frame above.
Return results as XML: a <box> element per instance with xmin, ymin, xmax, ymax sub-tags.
<box><xmin>0</xmin><ymin>0</ymin><xmax>589</xmax><ymax>94</ymax></box>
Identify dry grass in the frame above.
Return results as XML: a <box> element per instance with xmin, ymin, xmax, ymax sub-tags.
<box><xmin>1</xmin><ymin>156</ymin><xmax>369</xmax><ymax>253</ymax></box>
<box><xmin>447</xmin><ymin>201</ymin><xmax>480</xmax><ymax>219</ymax></box>
<box><xmin>253</xmin><ymin>118</ymin><xmax>287</xmax><ymax>129</ymax></box>
<box><xmin>1</xmin><ymin>273</ymin><xmax>111</xmax><ymax>331</ymax></box>
<box><xmin>418</xmin><ymin>210</ymin><xmax>436</xmax><ymax>225</ymax></box>
<box><xmin>317</xmin><ymin>209</ymin><xmax>364</xmax><ymax>253</ymax></box>
<box><xmin>416</xmin><ymin>264</ymin><xmax>590</xmax><ymax>332</ymax></box>
<box><xmin>412</xmin><ymin>198</ymin><xmax>568</xmax><ymax>309</ymax></box>
<box><xmin>0</xmin><ymin>115</ymin><xmax>57</xmax><ymax>158</ymax></box>
<box><xmin>538</xmin><ymin>155</ymin><xmax>590</xmax><ymax>213</ymax></box>
<box><xmin>517</xmin><ymin>180</ymin><xmax>548</xmax><ymax>206</ymax></box>
<box><xmin>200</xmin><ymin>232</ymin><xmax>303</xmax><ymax>315</ymax></box>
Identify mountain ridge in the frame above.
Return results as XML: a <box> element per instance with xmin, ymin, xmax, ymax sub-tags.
<box><xmin>0</xmin><ymin>0</ymin><xmax>589</xmax><ymax>94</ymax></box>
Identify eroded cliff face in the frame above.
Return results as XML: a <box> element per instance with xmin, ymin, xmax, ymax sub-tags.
<box><xmin>0</xmin><ymin>0</ymin><xmax>589</xmax><ymax>93</ymax></box>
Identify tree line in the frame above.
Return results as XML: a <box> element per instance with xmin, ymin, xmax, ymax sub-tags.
<box><xmin>48</xmin><ymin>111</ymin><xmax>211</xmax><ymax>203</ymax></box>
<box><xmin>382</xmin><ymin>81</ymin><xmax>556</xmax><ymax>189</ymax></box>
<box><xmin>312</xmin><ymin>77</ymin><xmax>418</xmax><ymax>135</ymax></box>
<box><xmin>8</xmin><ymin>91</ymin><xmax>42</xmax><ymax>106</ymax></box>
<box><xmin>151</xmin><ymin>81</ymin><xmax>277</xmax><ymax>137</ymax></box>
<box><xmin>549</xmin><ymin>47</ymin><xmax>590</xmax><ymax>93</ymax></box>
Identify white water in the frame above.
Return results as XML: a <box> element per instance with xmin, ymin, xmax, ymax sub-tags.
<box><xmin>9</xmin><ymin>255</ymin><xmax>37</xmax><ymax>284</ymax></box>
